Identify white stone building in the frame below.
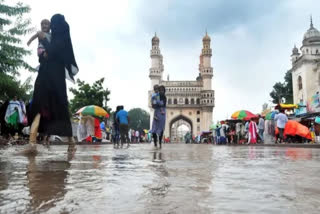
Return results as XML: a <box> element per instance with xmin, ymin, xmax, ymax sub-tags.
<box><xmin>290</xmin><ymin>17</ymin><xmax>320</xmax><ymax>113</ymax></box>
<box><xmin>148</xmin><ymin>33</ymin><xmax>215</xmax><ymax>140</ymax></box>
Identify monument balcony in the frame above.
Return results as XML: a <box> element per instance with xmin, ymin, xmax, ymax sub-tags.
<box><xmin>149</xmin><ymin>73</ymin><xmax>161</xmax><ymax>78</ymax></box>
<box><xmin>150</xmin><ymin>50</ymin><xmax>161</xmax><ymax>56</ymax></box>
<box><xmin>201</xmin><ymin>73</ymin><xmax>213</xmax><ymax>79</ymax></box>
<box><xmin>160</xmin><ymin>80</ymin><xmax>203</xmax><ymax>87</ymax></box>
<box><xmin>149</xmin><ymin>68</ymin><xmax>162</xmax><ymax>74</ymax></box>
<box><xmin>200</xmin><ymin>90</ymin><xmax>214</xmax><ymax>98</ymax></box>
<box><xmin>201</xmin><ymin>102</ymin><xmax>215</xmax><ymax>107</ymax></box>
<box><xmin>201</xmin><ymin>49</ymin><xmax>212</xmax><ymax>56</ymax></box>
<box><xmin>200</xmin><ymin>96</ymin><xmax>215</xmax><ymax>106</ymax></box>
<box><xmin>166</xmin><ymin>92</ymin><xmax>201</xmax><ymax>97</ymax></box>
<box><xmin>166</xmin><ymin>104</ymin><xmax>202</xmax><ymax>108</ymax></box>
<box><xmin>201</xmin><ymin>67</ymin><xmax>213</xmax><ymax>74</ymax></box>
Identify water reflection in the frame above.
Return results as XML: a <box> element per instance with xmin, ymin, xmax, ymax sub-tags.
<box><xmin>1</xmin><ymin>145</ymin><xmax>320</xmax><ymax>213</ymax></box>
<box><xmin>248</xmin><ymin>146</ymin><xmax>257</xmax><ymax>159</ymax></box>
<box><xmin>152</xmin><ymin>151</ymin><xmax>164</xmax><ymax>163</ymax></box>
<box><xmin>0</xmin><ymin>162</ymin><xmax>8</xmax><ymax>192</ymax></box>
<box><xmin>26</xmin><ymin>155</ymin><xmax>70</xmax><ymax>213</ymax></box>
<box><xmin>285</xmin><ymin>148</ymin><xmax>312</xmax><ymax>160</ymax></box>
<box><xmin>92</xmin><ymin>155</ymin><xmax>101</xmax><ymax>169</ymax></box>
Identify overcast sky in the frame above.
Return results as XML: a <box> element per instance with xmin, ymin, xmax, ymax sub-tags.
<box><xmin>16</xmin><ymin>0</ymin><xmax>320</xmax><ymax>121</ymax></box>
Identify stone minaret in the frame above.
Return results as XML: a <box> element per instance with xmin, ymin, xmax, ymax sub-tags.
<box><xmin>149</xmin><ymin>33</ymin><xmax>164</xmax><ymax>128</ymax></box>
<box><xmin>149</xmin><ymin>33</ymin><xmax>164</xmax><ymax>89</ymax></box>
<box><xmin>200</xmin><ymin>31</ymin><xmax>213</xmax><ymax>89</ymax></box>
<box><xmin>199</xmin><ymin>32</ymin><xmax>214</xmax><ymax>131</ymax></box>
<box><xmin>291</xmin><ymin>45</ymin><xmax>300</xmax><ymax>66</ymax></box>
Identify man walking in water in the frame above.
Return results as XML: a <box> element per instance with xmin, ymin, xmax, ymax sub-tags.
<box><xmin>116</xmin><ymin>106</ymin><xmax>130</xmax><ymax>148</ymax></box>
<box><xmin>151</xmin><ymin>85</ymin><xmax>167</xmax><ymax>149</ymax></box>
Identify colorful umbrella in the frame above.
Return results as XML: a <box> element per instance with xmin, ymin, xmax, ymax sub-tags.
<box><xmin>265</xmin><ymin>111</ymin><xmax>277</xmax><ymax>120</ymax></box>
<box><xmin>76</xmin><ymin>105</ymin><xmax>108</xmax><ymax>117</ymax></box>
<box><xmin>231</xmin><ymin>110</ymin><xmax>257</xmax><ymax>120</ymax></box>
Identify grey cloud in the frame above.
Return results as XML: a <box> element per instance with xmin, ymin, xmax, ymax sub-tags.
<box><xmin>136</xmin><ymin>0</ymin><xmax>281</xmax><ymax>42</ymax></box>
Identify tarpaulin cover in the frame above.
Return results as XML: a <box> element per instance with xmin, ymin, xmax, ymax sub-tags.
<box><xmin>278</xmin><ymin>120</ymin><xmax>312</xmax><ymax>140</ymax></box>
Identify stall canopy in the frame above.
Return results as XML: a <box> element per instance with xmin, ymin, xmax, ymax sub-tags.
<box><xmin>275</xmin><ymin>104</ymin><xmax>298</xmax><ymax>109</ymax></box>
<box><xmin>231</xmin><ymin>110</ymin><xmax>257</xmax><ymax>120</ymax></box>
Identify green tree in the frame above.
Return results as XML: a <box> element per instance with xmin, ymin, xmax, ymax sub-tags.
<box><xmin>270</xmin><ymin>71</ymin><xmax>293</xmax><ymax>104</ymax></box>
<box><xmin>0</xmin><ymin>73</ymin><xmax>33</xmax><ymax>101</ymax></box>
<box><xmin>0</xmin><ymin>0</ymin><xmax>34</xmax><ymax>74</ymax></box>
<box><xmin>128</xmin><ymin>108</ymin><xmax>150</xmax><ymax>131</ymax></box>
<box><xmin>69</xmin><ymin>78</ymin><xmax>111</xmax><ymax>114</ymax></box>
<box><xmin>0</xmin><ymin>0</ymin><xmax>34</xmax><ymax>101</ymax></box>
<box><xmin>284</xmin><ymin>70</ymin><xmax>293</xmax><ymax>103</ymax></box>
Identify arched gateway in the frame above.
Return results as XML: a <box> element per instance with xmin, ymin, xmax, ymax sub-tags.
<box><xmin>148</xmin><ymin>33</ymin><xmax>215</xmax><ymax>140</ymax></box>
<box><xmin>170</xmin><ymin>115</ymin><xmax>193</xmax><ymax>142</ymax></box>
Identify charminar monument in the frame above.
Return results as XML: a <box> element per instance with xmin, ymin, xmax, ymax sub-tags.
<box><xmin>148</xmin><ymin>32</ymin><xmax>215</xmax><ymax>140</ymax></box>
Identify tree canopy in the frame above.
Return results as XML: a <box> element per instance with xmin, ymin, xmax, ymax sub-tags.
<box><xmin>270</xmin><ymin>70</ymin><xmax>293</xmax><ymax>104</ymax></box>
<box><xmin>69</xmin><ymin>78</ymin><xmax>111</xmax><ymax>114</ymax></box>
<box><xmin>0</xmin><ymin>0</ymin><xmax>34</xmax><ymax>101</ymax></box>
<box><xmin>0</xmin><ymin>73</ymin><xmax>33</xmax><ymax>101</ymax></box>
<box><xmin>0</xmin><ymin>0</ymin><xmax>34</xmax><ymax>74</ymax></box>
<box><xmin>128</xmin><ymin>108</ymin><xmax>150</xmax><ymax>131</ymax></box>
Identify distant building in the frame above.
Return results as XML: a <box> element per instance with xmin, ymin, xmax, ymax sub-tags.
<box><xmin>290</xmin><ymin>17</ymin><xmax>320</xmax><ymax>113</ymax></box>
<box><xmin>148</xmin><ymin>33</ymin><xmax>215</xmax><ymax>140</ymax></box>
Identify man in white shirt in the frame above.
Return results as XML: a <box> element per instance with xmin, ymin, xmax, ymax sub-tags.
<box><xmin>135</xmin><ymin>130</ymin><xmax>139</xmax><ymax>143</ymax></box>
<box><xmin>274</xmin><ymin>109</ymin><xmax>288</xmax><ymax>143</ymax></box>
<box><xmin>258</xmin><ymin>115</ymin><xmax>265</xmax><ymax>143</ymax></box>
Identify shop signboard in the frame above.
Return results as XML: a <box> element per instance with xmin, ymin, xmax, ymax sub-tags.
<box><xmin>295</xmin><ymin>100</ymin><xmax>307</xmax><ymax>116</ymax></box>
<box><xmin>306</xmin><ymin>92</ymin><xmax>320</xmax><ymax>113</ymax></box>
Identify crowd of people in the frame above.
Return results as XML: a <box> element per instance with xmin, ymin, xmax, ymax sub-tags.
<box><xmin>199</xmin><ymin>109</ymin><xmax>309</xmax><ymax>145</ymax></box>
<box><xmin>110</xmin><ymin>84</ymin><xmax>167</xmax><ymax>149</ymax></box>
<box><xmin>0</xmin><ymin>96</ymin><xmax>29</xmax><ymax>142</ymax></box>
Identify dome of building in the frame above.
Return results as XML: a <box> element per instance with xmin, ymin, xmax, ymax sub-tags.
<box><xmin>196</xmin><ymin>73</ymin><xmax>202</xmax><ymax>81</ymax></box>
<box><xmin>202</xmin><ymin>32</ymin><xmax>211</xmax><ymax>42</ymax></box>
<box><xmin>303</xmin><ymin>18</ymin><xmax>320</xmax><ymax>45</ymax></box>
<box><xmin>152</xmin><ymin>33</ymin><xmax>159</xmax><ymax>44</ymax></box>
<box><xmin>292</xmin><ymin>45</ymin><xmax>299</xmax><ymax>55</ymax></box>
<box><xmin>303</xmin><ymin>26</ymin><xmax>320</xmax><ymax>40</ymax></box>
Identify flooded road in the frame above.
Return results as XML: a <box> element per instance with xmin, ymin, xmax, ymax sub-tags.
<box><xmin>0</xmin><ymin>144</ymin><xmax>320</xmax><ymax>214</ymax></box>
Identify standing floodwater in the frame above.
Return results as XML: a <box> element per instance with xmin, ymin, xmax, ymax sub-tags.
<box><xmin>0</xmin><ymin>144</ymin><xmax>320</xmax><ymax>213</ymax></box>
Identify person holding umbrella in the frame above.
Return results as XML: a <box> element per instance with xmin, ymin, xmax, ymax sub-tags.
<box><xmin>76</xmin><ymin>105</ymin><xmax>109</xmax><ymax>143</ymax></box>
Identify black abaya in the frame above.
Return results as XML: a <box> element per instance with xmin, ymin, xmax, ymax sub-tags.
<box><xmin>30</xmin><ymin>14</ymin><xmax>78</xmax><ymax>137</ymax></box>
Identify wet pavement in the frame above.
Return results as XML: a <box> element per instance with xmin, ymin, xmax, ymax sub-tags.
<box><xmin>0</xmin><ymin>144</ymin><xmax>320</xmax><ymax>214</ymax></box>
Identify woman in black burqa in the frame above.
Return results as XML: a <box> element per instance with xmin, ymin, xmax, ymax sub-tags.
<box><xmin>28</xmin><ymin>14</ymin><xmax>78</xmax><ymax>152</ymax></box>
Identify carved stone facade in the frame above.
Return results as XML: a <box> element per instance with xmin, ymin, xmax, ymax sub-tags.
<box><xmin>148</xmin><ymin>33</ymin><xmax>215</xmax><ymax>140</ymax></box>
<box><xmin>289</xmin><ymin>17</ymin><xmax>320</xmax><ymax>110</ymax></box>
